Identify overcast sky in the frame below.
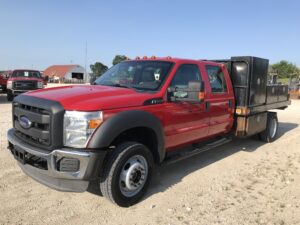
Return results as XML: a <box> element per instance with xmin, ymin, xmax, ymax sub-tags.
<box><xmin>0</xmin><ymin>0</ymin><xmax>299</xmax><ymax>71</ymax></box>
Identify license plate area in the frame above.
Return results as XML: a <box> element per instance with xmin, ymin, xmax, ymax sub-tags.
<box><xmin>13</xmin><ymin>146</ymin><xmax>26</xmax><ymax>165</ymax></box>
<box><xmin>9</xmin><ymin>144</ymin><xmax>48</xmax><ymax>170</ymax></box>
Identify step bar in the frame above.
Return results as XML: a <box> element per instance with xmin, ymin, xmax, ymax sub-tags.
<box><xmin>162</xmin><ymin>137</ymin><xmax>232</xmax><ymax>166</ymax></box>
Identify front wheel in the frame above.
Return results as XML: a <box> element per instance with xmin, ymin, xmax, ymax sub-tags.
<box><xmin>259</xmin><ymin>112</ymin><xmax>278</xmax><ymax>143</ymax></box>
<box><xmin>100</xmin><ymin>142</ymin><xmax>154</xmax><ymax>207</ymax></box>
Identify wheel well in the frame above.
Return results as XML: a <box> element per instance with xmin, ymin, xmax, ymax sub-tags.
<box><xmin>110</xmin><ymin>127</ymin><xmax>160</xmax><ymax>164</ymax></box>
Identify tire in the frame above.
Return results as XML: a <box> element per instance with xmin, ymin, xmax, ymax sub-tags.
<box><xmin>7</xmin><ymin>92</ymin><xmax>13</xmax><ymax>101</ymax></box>
<box><xmin>100</xmin><ymin>142</ymin><xmax>154</xmax><ymax>207</ymax></box>
<box><xmin>259</xmin><ymin>112</ymin><xmax>278</xmax><ymax>143</ymax></box>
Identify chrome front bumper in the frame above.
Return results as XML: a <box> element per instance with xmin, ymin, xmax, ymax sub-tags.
<box><xmin>8</xmin><ymin>89</ymin><xmax>28</xmax><ymax>95</ymax></box>
<box><xmin>7</xmin><ymin>128</ymin><xmax>106</xmax><ymax>192</ymax></box>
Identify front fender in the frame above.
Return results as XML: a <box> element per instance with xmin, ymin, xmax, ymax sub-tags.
<box><xmin>87</xmin><ymin>110</ymin><xmax>165</xmax><ymax>162</ymax></box>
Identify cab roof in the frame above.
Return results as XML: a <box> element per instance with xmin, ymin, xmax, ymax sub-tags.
<box><xmin>126</xmin><ymin>56</ymin><xmax>223</xmax><ymax>66</ymax></box>
<box><xmin>13</xmin><ymin>69</ymin><xmax>40</xmax><ymax>72</ymax></box>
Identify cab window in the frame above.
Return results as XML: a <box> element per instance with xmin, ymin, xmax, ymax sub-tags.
<box><xmin>205</xmin><ymin>65</ymin><xmax>227</xmax><ymax>93</ymax></box>
<box><xmin>94</xmin><ymin>61</ymin><xmax>173</xmax><ymax>91</ymax></box>
<box><xmin>170</xmin><ymin>64</ymin><xmax>201</xmax><ymax>98</ymax></box>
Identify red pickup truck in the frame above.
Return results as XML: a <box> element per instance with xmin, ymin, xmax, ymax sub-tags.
<box><xmin>6</xmin><ymin>69</ymin><xmax>45</xmax><ymax>101</ymax></box>
<box><xmin>7</xmin><ymin>56</ymin><xmax>290</xmax><ymax>207</ymax></box>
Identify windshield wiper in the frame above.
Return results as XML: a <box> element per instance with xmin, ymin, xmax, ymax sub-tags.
<box><xmin>130</xmin><ymin>84</ymin><xmax>156</xmax><ymax>91</ymax></box>
<box><xmin>101</xmin><ymin>83</ymin><xmax>131</xmax><ymax>89</ymax></box>
<box><xmin>115</xmin><ymin>84</ymin><xmax>131</xmax><ymax>88</ymax></box>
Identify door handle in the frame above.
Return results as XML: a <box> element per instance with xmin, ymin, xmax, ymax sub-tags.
<box><xmin>228</xmin><ymin>99</ymin><xmax>234</xmax><ymax>108</ymax></box>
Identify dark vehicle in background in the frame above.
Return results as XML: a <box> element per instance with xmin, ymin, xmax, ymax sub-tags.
<box><xmin>6</xmin><ymin>70</ymin><xmax>45</xmax><ymax>101</ymax></box>
<box><xmin>0</xmin><ymin>71</ymin><xmax>11</xmax><ymax>92</ymax></box>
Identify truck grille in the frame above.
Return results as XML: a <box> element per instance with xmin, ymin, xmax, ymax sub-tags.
<box><xmin>13</xmin><ymin>95</ymin><xmax>65</xmax><ymax>151</ymax></box>
<box><xmin>13</xmin><ymin>80</ymin><xmax>37</xmax><ymax>90</ymax></box>
<box><xmin>14</xmin><ymin>103</ymin><xmax>51</xmax><ymax>146</ymax></box>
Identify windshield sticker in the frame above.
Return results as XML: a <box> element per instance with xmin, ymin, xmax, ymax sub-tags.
<box><xmin>24</xmin><ymin>71</ymin><xmax>29</xmax><ymax>77</ymax></box>
<box><xmin>154</xmin><ymin>73</ymin><xmax>160</xmax><ymax>81</ymax></box>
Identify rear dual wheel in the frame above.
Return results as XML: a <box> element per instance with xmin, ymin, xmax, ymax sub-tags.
<box><xmin>259</xmin><ymin>112</ymin><xmax>278</xmax><ymax>143</ymax></box>
<box><xmin>100</xmin><ymin>142</ymin><xmax>154</xmax><ymax>207</ymax></box>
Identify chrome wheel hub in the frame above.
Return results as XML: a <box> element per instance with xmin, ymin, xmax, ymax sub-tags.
<box><xmin>119</xmin><ymin>155</ymin><xmax>148</xmax><ymax>197</ymax></box>
<box><xmin>269</xmin><ymin>117</ymin><xmax>277</xmax><ymax>139</ymax></box>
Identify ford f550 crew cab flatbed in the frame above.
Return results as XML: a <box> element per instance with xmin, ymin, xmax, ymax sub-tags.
<box><xmin>7</xmin><ymin>56</ymin><xmax>290</xmax><ymax>207</ymax></box>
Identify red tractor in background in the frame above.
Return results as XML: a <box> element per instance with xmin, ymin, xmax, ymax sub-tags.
<box><xmin>0</xmin><ymin>70</ymin><xmax>12</xmax><ymax>92</ymax></box>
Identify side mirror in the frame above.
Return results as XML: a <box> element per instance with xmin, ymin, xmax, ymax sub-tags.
<box><xmin>168</xmin><ymin>81</ymin><xmax>205</xmax><ymax>103</ymax></box>
<box><xmin>188</xmin><ymin>81</ymin><xmax>205</xmax><ymax>102</ymax></box>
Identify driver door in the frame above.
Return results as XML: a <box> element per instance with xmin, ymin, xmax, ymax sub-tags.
<box><xmin>164</xmin><ymin>64</ymin><xmax>209</xmax><ymax>150</ymax></box>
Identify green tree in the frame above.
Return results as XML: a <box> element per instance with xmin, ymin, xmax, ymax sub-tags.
<box><xmin>90</xmin><ymin>62</ymin><xmax>108</xmax><ymax>77</ymax></box>
<box><xmin>270</xmin><ymin>60</ymin><xmax>299</xmax><ymax>78</ymax></box>
<box><xmin>112</xmin><ymin>55</ymin><xmax>127</xmax><ymax>65</ymax></box>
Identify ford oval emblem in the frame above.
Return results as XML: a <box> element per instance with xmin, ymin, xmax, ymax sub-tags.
<box><xmin>19</xmin><ymin>116</ymin><xmax>32</xmax><ymax>129</ymax></box>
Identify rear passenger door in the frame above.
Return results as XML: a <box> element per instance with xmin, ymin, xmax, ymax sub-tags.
<box><xmin>204</xmin><ymin>64</ymin><xmax>234</xmax><ymax>136</ymax></box>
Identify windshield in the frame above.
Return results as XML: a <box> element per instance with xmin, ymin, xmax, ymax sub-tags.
<box><xmin>12</xmin><ymin>70</ymin><xmax>41</xmax><ymax>78</ymax></box>
<box><xmin>94</xmin><ymin>61</ymin><xmax>174</xmax><ymax>91</ymax></box>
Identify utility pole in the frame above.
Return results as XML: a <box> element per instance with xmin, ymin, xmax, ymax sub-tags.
<box><xmin>84</xmin><ymin>41</ymin><xmax>87</xmax><ymax>83</ymax></box>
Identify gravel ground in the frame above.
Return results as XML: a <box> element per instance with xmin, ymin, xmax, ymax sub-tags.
<box><xmin>0</xmin><ymin>92</ymin><xmax>299</xmax><ymax>225</ymax></box>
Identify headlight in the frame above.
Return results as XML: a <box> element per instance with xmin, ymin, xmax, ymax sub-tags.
<box><xmin>63</xmin><ymin>111</ymin><xmax>103</xmax><ymax>148</ymax></box>
<box><xmin>7</xmin><ymin>81</ymin><xmax>12</xmax><ymax>89</ymax></box>
<box><xmin>37</xmin><ymin>81</ymin><xmax>43</xmax><ymax>88</ymax></box>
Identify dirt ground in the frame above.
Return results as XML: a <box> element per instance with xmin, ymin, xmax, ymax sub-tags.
<box><xmin>0</xmin><ymin>92</ymin><xmax>299</xmax><ymax>225</ymax></box>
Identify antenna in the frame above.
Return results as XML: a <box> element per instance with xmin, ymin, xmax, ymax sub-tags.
<box><xmin>85</xmin><ymin>41</ymin><xmax>87</xmax><ymax>82</ymax></box>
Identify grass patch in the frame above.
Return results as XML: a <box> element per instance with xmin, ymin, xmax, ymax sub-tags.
<box><xmin>277</xmin><ymin>78</ymin><xmax>289</xmax><ymax>84</ymax></box>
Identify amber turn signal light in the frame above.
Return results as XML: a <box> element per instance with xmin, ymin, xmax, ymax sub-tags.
<box><xmin>198</xmin><ymin>92</ymin><xmax>205</xmax><ymax>101</ymax></box>
<box><xmin>88</xmin><ymin>119</ymin><xmax>102</xmax><ymax>129</ymax></box>
<box><xmin>235</xmin><ymin>107</ymin><xmax>250</xmax><ymax>115</ymax></box>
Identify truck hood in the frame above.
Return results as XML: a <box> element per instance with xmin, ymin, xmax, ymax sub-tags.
<box><xmin>25</xmin><ymin>85</ymin><xmax>158</xmax><ymax>111</ymax></box>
